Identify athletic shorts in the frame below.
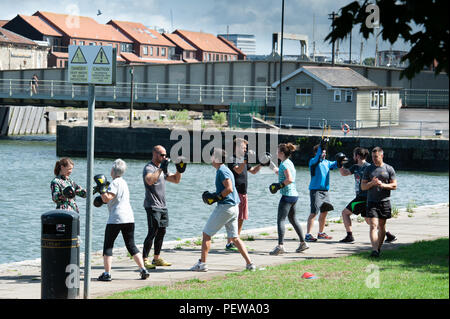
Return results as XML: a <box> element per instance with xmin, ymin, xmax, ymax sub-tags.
<box><xmin>345</xmin><ymin>196</ymin><xmax>367</xmax><ymax>215</ymax></box>
<box><xmin>310</xmin><ymin>190</ymin><xmax>334</xmax><ymax>215</ymax></box>
<box><xmin>363</xmin><ymin>201</ymin><xmax>392</xmax><ymax>219</ymax></box>
<box><xmin>203</xmin><ymin>204</ymin><xmax>239</xmax><ymax>238</ymax></box>
<box><xmin>145</xmin><ymin>207</ymin><xmax>169</xmax><ymax>228</ymax></box>
<box><xmin>238</xmin><ymin>193</ymin><xmax>249</xmax><ymax>220</ymax></box>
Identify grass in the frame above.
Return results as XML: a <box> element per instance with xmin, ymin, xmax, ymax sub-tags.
<box><xmin>108</xmin><ymin>238</ymin><xmax>449</xmax><ymax>299</ymax></box>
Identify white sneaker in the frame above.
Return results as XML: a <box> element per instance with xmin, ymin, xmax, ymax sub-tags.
<box><xmin>246</xmin><ymin>263</ymin><xmax>256</xmax><ymax>271</ymax></box>
<box><xmin>269</xmin><ymin>245</ymin><xmax>286</xmax><ymax>255</ymax></box>
<box><xmin>190</xmin><ymin>259</ymin><xmax>208</xmax><ymax>272</ymax></box>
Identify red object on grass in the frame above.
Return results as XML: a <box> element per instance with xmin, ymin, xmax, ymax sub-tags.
<box><xmin>302</xmin><ymin>272</ymin><xmax>317</xmax><ymax>279</ymax></box>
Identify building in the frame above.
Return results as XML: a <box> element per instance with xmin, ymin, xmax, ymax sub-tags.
<box><xmin>217</xmin><ymin>33</ymin><xmax>255</xmax><ymax>55</ymax></box>
<box><xmin>4</xmin><ymin>11</ymin><xmax>134</xmax><ymax>67</ymax></box>
<box><xmin>217</xmin><ymin>36</ymin><xmax>246</xmax><ymax>60</ymax></box>
<box><xmin>376</xmin><ymin>50</ymin><xmax>408</xmax><ymax>68</ymax></box>
<box><xmin>162</xmin><ymin>32</ymin><xmax>198</xmax><ymax>62</ymax></box>
<box><xmin>173</xmin><ymin>29</ymin><xmax>239</xmax><ymax>62</ymax></box>
<box><xmin>271</xmin><ymin>66</ymin><xmax>401</xmax><ymax>128</ymax></box>
<box><xmin>0</xmin><ymin>27</ymin><xmax>48</xmax><ymax>70</ymax></box>
<box><xmin>107</xmin><ymin>20</ymin><xmax>177</xmax><ymax>64</ymax></box>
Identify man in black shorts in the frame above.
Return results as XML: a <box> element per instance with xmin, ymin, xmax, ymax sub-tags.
<box><xmin>339</xmin><ymin>147</ymin><xmax>397</xmax><ymax>243</ymax></box>
<box><xmin>361</xmin><ymin>147</ymin><xmax>397</xmax><ymax>257</ymax></box>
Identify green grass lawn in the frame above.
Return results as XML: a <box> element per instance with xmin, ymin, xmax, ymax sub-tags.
<box><xmin>108</xmin><ymin>238</ymin><xmax>449</xmax><ymax>299</ymax></box>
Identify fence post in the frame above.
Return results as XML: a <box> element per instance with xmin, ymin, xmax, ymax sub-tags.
<box><xmin>178</xmin><ymin>84</ymin><xmax>180</xmax><ymax>103</ymax></box>
<box><xmin>419</xmin><ymin>121</ymin><xmax>422</xmax><ymax>137</ymax></box>
<box><xmin>10</xmin><ymin>80</ymin><xmax>12</xmax><ymax>97</ymax></box>
<box><xmin>243</xmin><ymin>87</ymin><xmax>246</xmax><ymax>103</ymax></box>
<box><xmin>72</xmin><ymin>84</ymin><xmax>74</xmax><ymax>99</ymax></box>
<box><xmin>221</xmin><ymin>86</ymin><xmax>224</xmax><ymax>103</ymax></box>
<box><xmin>113</xmin><ymin>86</ymin><xmax>116</xmax><ymax>100</ymax></box>
<box><xmin>156</xmin><ymin>84</ymin><xmax>159</xmax><ymax>101</ymax></box>
<box><xmin>135</xmin><ymin>83</ymin><xmax>138</xmax><ymax>100</ymax></box>
<box><xmin>265</xmin><ymin>87</ymin><xmax>268</xmax><ymax>105</ymax></box>
<box><xmin>308</xmin><ymin>118</ymin><xmax>311</xmax><ymax>134</ymax></box>
<box><xmin>51</xmin><ymin>80</ymin><xmax>54</xmax><ymax>98</ymax></box>
<box><xmin>199</xmin><ymin>85</ymin><xmax>202</xmax><ymax>102</ymax></box>
<box><xmin>426</xmin><ymin>90</ymin><xmax>430</xmax><ymax>108</ymax></box>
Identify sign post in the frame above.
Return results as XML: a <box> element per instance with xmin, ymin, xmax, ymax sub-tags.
<box><xmin>68</xmin><ymin>45</ymin><xmax>116</xmax><ymax>299</ymax></box>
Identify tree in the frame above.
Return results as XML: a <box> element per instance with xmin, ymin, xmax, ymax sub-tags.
<box><xmin>363</xmin><ymin>57</ymin><xmax>375</xmax><ymax>66</ymax></box>
<box><xmin>325</xmin><ymin>0</ymin><xmax>449</xmax><ymax>79</ymax></box>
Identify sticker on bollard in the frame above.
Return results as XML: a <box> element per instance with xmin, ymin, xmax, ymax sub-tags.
<box><xmin>41</xmin><ymin>209</ymin><xmax>80</xmax><ymax>299</ymax></box>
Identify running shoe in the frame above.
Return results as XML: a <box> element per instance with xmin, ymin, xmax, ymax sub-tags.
<box><xmin>385</xmin><ymin>233</ymin><xmax>397</xmax><ymax>243</ymax></box>
<box><xmin>318</xmin><ymin>232</ymin><xmax>333</xmax><ymax>240</ymax></box>
<box><xmin>190</xmin><ymin>260</ymin><xmax>208</xmax><ymax>272</ymax></box>
<box><xmin>97</xmin><ymin>272</ymin><xmax>112</xmax><ymax>282</ymax></box>
<box><xmin>269</xmin><ymin>245</ymin><xmax>286</xmax><ymax>255</ymax></box>
<box><xmin>246</xmin><ymin>263</ymin><xmax>256</xmax><ymax>271</ymax></box>
<box><xmin>369</xmin><ymin>250</ymin><xmax>380</xmax><ymax>258</ymax></box>
<box><xmin>152</xmin><ymin>258</ymin><xmax>172</xmax><ymax>266</ymax></box>
<box><xmin>140</xmin><ymin>268</ymin><xmax>150</xmax><ymax>280</ymax></box>
<box><xmin>225</xmin><ymin>242</ymin><xmax>238</xmax><ymax>252</ymax></box>
<box><xmin>339</xmin><ymin>235</ymin><xmax>355</xmax><ymax>243</ymax></box>
<box><xmin>295</xmin><ymin>242</ymin><xmax>309</xmax><ymax>253</ymax></box>
<box><xmin>143</xmin><ymin>258</ymin><xmax>156</xmax><ymax>269</ymax></box>
<box><xmin>305</xmin><ymin>234</ymin><xmax>318</xmax><ymax>242</ymax></box>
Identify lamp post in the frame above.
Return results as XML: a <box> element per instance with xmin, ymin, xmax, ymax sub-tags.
<box><xmin>129</xmin><ymin>66</ymin><xmax>134</xmax><ymax>128</ymax></box>
<box><xmin>278</xmin><ymin>0</ymin><xmax>285</xmax><ymax>127</ymax></box>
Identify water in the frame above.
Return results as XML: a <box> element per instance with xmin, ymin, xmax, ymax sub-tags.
<box><xmin>0</xmin><ymin>136</ymin><xmax>448</xmax><ymax>264</ymax></box>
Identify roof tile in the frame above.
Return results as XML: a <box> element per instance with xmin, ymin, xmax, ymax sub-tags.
<box><xmin>174</xmin><ymin>29</ymin><xmax>237</xmax><ymax>54</ymax></box>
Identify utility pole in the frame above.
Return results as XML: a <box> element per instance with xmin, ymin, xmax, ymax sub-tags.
<box><xmin>129</xmin><ymin>67</ymin><xmax>134</xmax><ymax>128</ymax></box>
<box><xmin>360</xmin><ymin>40</ymin><xmax>364</xmax><ymax>65</ymax></box>
<box><xmin>328</xmin><ymin>11</ymin><xmax>336</xmax><ymax>66</ymax></box>
<box><xmin>278</xmin><ymin>0</ymin><xmax>285</xmax><ymax>127</ymax></box>
<box><xmin>375</xmin><ymin>27</ymin><xmax>380</xmax><ymax>66</ymax></box>
<box><xmin>312</xmin><ymin>14</ymin><xmax>316</xmax><ymax>61</ymax></box>
<box><xmin>349</xmin><ymin>29</ymin><xmax>352</xmax><ymax>63</ymax></box>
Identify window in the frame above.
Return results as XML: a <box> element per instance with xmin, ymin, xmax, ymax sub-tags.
<box><xmin>370</xmin><ymin>91</ymin><xmax>379</xmax><ymax>109</ymax></box>
<box><xmin>295</xmin><ymin>88</ymin><xmax>312</xmax><ymax>107</ymax></box>
<box><xmin>345</xmin><ymin>90</ymin><xmax>353</xmax><ymax>102</ymax></box>
<box><xmin>157</xmin><ymin>47</ymin><xmax>160</xmax><ymax>56</ymax></box>
<box><xmin>379</xmin><ymin>91</ymin><xmax>387</xmax><ymax>108</ymax></box>
<box><xmin>143</xmin><ymin>46</ymin><xmax>148</xmax><ymax>55</ymax></box>
<box><xmin>209</xmin><ymin>53</ymin><xmax>211</xmax><ymax>61</ymax></box>
<box><xmin>79</xmin><ymin>41</ymin><xmax>85</xmax><ymax>45</ymax></box>
<box><xmin>150</xmin><ymin>47</ymin><xmax>153</xmax><ymax>56</ymax></box>
<box><xmin>72</xmin><ymin>40</ymin><xmax>77</xmax><ymax>45</ymax></box>
<box><xmin>89</xmin><ymin>42</ymin><xmax>95</xmax><ymax>46</ymax></box>
<box><xmin>334</xmin><ymin>89</ymin><xmax>342</xmax><ymax>102</ymax></box>
<box><xmin>161</xmin><ymin>47</ymin><xmax>166</xmax><ymax>56</ymax></box>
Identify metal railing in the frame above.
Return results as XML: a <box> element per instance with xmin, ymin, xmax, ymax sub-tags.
<box><xmin>232</xmin><ymin>113</ymin><xmax>449</xmax><ymax>138</ymax></box>
<box><xmin>401</xmin><ymin>89</ymin><xmax>449</xmax><ymax>108</ymax></box>
<box><xmin>0</xmin><ymin>79</ymin><xmax>277</xmax><ymax>105</ymax></box>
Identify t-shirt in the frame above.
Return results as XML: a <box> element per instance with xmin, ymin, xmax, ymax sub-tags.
<box><xmin>106</xmin><ymin>177</ymin><xmax>134</xmax><ymax>224</ymax></box>
<box><xmin>278</xmin><ymin>159</ymin><xmax>299</xmax><ymax>197</ymax></box>
<box><xmin>349</xmin><ymin>161</ymin><xmax>371</xmax><ymax>197</ymax></box>
<box><xmin>215</xmin><ymin>165</ymin><xmax>240</xmax><ymax>206</ymax></box>
<box><xmin>143</xmin><ymin>161</ymin><xmax>166</xmax><ymax>209</ymax></box>
<box><xmin>308</xmin><ymin>145</ymin><xmax>338</xmax><ymax>191</ymax></box>
<box><xmin>363</xmin><ymin>163</ymin><xmax>396</xmax><ymax>202</ymax></box>
<box><xmin>227</xmin><ymin>156</ymin><xmax>251</xmax><ymax>194</ymax></box>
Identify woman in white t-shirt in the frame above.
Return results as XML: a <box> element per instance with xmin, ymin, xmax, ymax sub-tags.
<box><xmin>98</xmin><ymin>159</ymin><xmax>149</xmax><ymax>281</ymax></box>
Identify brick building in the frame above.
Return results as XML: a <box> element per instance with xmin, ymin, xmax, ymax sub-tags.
<box><xmin>162</xmin><ymin>32</ymin><xmax>198</xmax><ymax>62</ymax></box>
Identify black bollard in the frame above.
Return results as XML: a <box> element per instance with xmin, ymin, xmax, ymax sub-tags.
<box><xmin>41</xmin><ymin>210</ymin><xmax>80</xmax><ymax>299</ymax></box>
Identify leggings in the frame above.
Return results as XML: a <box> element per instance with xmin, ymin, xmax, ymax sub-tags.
<box><xmin>277</xmin><ymin>198</ymin><xmax>305</xmax><ymax>245</ymax></box>
<box><xmin>143</xmin><ymin>208</ymin><xmax>167</xmax><ymax>259</ymax></box>
<box><xmin>103</xmin><ymin>223</ymin><xmax>139</xmax><ymax>257</ymax></box>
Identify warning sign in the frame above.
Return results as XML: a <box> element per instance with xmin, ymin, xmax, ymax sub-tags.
<box><xmin>68</xmin><ymin>45</ymin><xmax>116</xmax><ymax>85</ymax></box>
<box><xmin>71</xmin><ymin>47</ymin><xmax>87</xmax><ymax>64</ymax></box>
<box><xmin>93</xmin><ymin>47</ymin><xmax>110</xmax><ymax>64</ymax></box>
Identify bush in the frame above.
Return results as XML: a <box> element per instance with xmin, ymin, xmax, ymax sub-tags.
<box><xmin>212</xmin><ymin>112</ymin><xmax>227</xmax><ymax>126</ymax></box>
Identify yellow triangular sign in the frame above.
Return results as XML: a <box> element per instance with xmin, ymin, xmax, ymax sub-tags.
<box><xmin>93</xmin><ymin>47</ymin><xmax>110</xmax><ymax>64</ymax></box>
<box><xmin>71</xmin><ymin>47</ymin><xmax>87</xmax><ymax>64</ymax></box>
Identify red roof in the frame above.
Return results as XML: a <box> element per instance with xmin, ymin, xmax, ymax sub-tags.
<box><xmin>34</xmin><ymin>11</ymin><xmax>132</xmax><ymax>43</ymax></box>
<box><xmin>162</xmin><ymin>33</ymin><xmax>196</xmax><ymax>51</ymax></box>
<box><xmin>0</xmin><ymin>27</ymin><xmax>36</xmax><ymax>45</ymax></box>
<box><xmin>120</xmin><ymin>52</ymin><xmax>183</xmax><ymax>64</ymax></box>
<box><xmin>50</xmin><ymin>52</ymin><xmax>68</xmax><ymax>58</ymax></box>
<box><xmin>108</xmin><ymin>20</ymin><xmax>174</xmax><ymax>47</ymax></box>
<box><xmin>217</xmin><ymin>35</ymin><xmax>246</xmax><ymax>57</ymax></box>
<box><xmin>174</xmin><ymin>29</ymin><xmax>237</xmax><ymax>54</ymax></box>
<box><xmin>0</xmin><ymin>20</ymin><xmax>9</xmax><ymax>27</ymax></box>
<box><xmin>18</xmin><ymin>15</ymin><xmax>63</xmax><ymax>37</ymax></box>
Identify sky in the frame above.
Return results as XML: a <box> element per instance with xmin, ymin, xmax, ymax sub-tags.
<box><xmin>1</xmin><ymin>0</ymin><xmax>413</xmax><ymax>60</ymax></box>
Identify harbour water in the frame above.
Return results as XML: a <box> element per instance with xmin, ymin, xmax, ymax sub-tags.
<box><xmin>0</xmin><ymin>135</ymin><xmax>448</xmax><ymax>264</ymax></box>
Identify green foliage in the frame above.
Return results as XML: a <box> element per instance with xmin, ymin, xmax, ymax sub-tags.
<box><xmin>392</xmin><ymin>205</ymin><xmax>400</xmax><ymax>218</ymax></box>
<box><xmin>407</xmin><ymin>200</ymin><xmax>418</xmax><ymax>213</ymax></box>
<box><xmin>212</xmin><ymin>112</ymin><xmax>227</xmax><ymax>126</ymax></box>
<box><xmin>363</xmin><ymin>57</ymin><xmax>375</xmax><ymax>66</ymax></box>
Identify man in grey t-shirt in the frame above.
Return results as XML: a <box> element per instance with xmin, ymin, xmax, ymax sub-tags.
<box><xmin>361</xmin><ymin>147</ymin><xmax>397</xmax><ymax>258</ymax></box>
<box><xmin>142</xmin><ymin>145</ymin><xmax>185</xmax><ymax>269</ymax></box>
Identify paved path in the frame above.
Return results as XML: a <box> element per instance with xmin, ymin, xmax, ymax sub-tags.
<box><xmin>0</xmin><ymin>203</ymin><xmax>448</xmax><ymax>299</ymax></box>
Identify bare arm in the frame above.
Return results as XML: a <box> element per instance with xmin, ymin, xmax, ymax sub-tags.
<box><xmin>233</xmin><ymin>162</ymin><xmax>247</xmax><ymax>175</ymax></box>
<box><xmin>361</xmin><ymin>177</ymin><xmax>381</xmax><ymax>191</ymax></box>
<box><xmin>380</xmin><ymin>179</ymin><xmax>397</xmax><ymax>190</ymax></box>
<box><xmin>248</xmin><ymin>164</ymin><xmax>262</xmax><ymax>175</ymax></box>
<box><xmin>221</xmin><ymin>178</ymin><xmax>234</xmax><ymax>198</ymax></box>
<box><xmin>166</xmin><ymin>171</ymin><xmax>182</xmax><ymax>184</ymax></box>
<box><xmin>101</xmin><ymin>192</ymin><xmax>115</xmax><ymax>203</ymax></box>
<box><xmin>339</xmin><ymin>167</ymin><xmax>352</xmax><ymax>176</ymax></box>
<box><xmin>282</xmin><ymin>167</ymin><xmax>294</xmax><ymax>186</ymax></box>
<box><xmin>144</xmin><ymin>169</ymin><xmax>163</xmax><ymax>186</ymax></box>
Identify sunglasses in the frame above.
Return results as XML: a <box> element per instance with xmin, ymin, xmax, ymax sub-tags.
<box><xmin>158</xmin><ymin>152</ymin><xmax>167</xmax><ymax>157</ymax></box>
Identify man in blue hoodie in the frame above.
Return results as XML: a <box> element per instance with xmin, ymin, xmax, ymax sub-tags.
<box><xmin>305</xmin><ymin>138</ymin><xmax>338</xmax><ymax>242</ymax></box>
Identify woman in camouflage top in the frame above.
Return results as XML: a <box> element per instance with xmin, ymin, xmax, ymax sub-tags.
<box><xmin>51</xmin><ymin>158</ymin><xmax>86</xmax><ymax>213</ymax></box>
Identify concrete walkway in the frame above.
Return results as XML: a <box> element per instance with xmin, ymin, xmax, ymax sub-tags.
<box><xmin>0</xmin><ymin>203</ymin><xmax>448</xmax><ymax>299</ymax></box>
